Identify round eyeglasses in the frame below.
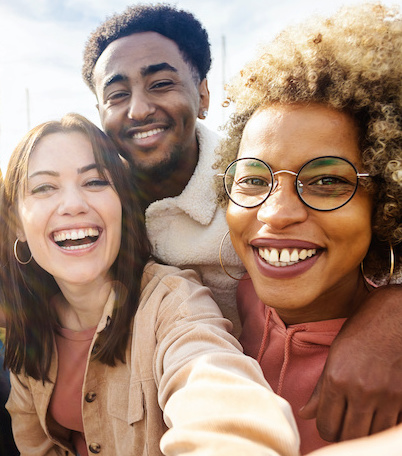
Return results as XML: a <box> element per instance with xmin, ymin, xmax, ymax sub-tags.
<box><xmin>219</xmin><ymin>156</ymin><xmax>370</xmax><ymax>211</ymax></box>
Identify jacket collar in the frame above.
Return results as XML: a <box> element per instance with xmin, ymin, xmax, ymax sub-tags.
<box><xmin>145</xmin><ymin>122</ymin><xmax>222</xmax><ymax>225</ymax></box>
<box><xmin>95</xmin><ymin>286</ymin><xmax>117</xmax><ymax>334</ymax></box>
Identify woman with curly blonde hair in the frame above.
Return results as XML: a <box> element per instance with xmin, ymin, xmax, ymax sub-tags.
<box><xmin>216</xmin><ymin>3</ymin><xmax>402</xmax><ymax>453</ymax></box>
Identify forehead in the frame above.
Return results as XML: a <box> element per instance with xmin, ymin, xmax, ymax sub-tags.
<box><xmin>93</xmin><ymin>31</ymin><xmax>193</xmax><ymax>89</ymax></box>
<box><xmin>239</xmin><ymin>104</ymin><xmax>361</xmax><ymax>167</ymax></box>
<box><xmin>28</xmin><ymin>132</ymin><xmax>94</xmax><ymax>172</ymax></box>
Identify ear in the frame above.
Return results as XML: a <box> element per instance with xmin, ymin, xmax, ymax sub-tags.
<box><xmin>10</xmin><ymin>206</ymin><xmax>27</xmax><ymax>242</ymax></box>
<box><xmin>198</xmin><ymin>79</ymin><xmax>210</xmax><ymax>119</ymax></box>
<box><xmin>16</xmin><ymin>227</ymin><xmax>27</xmax><ymax>243</ymax></box>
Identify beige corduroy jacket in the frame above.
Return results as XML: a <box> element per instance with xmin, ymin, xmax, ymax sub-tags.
<box><xmin>7</xmin><ymin>262</ymin><xmax>300</xmax><ymax>456</ymax></box>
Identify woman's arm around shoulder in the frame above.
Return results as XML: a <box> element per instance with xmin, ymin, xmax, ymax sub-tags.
<box><xmin>301</xmin><ymin>284</ymin><xmax>402</xmax><ymax>442</ymax></box>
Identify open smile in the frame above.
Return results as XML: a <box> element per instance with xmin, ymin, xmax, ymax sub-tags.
<box><xmin>130</xmin><ymin>127</ymin><xmax>166</xmax><ymax>140</ymax></box>
<box><xmin>53</xmin><ymin>227</ymin><xmax>100</xmax><ymax>251</ymax></box>
<box><xmin>258</xmin><ymin>247</ymin><xmax>318</xmax><ymax>267</ymax></box>
<box><xmin>250</xmin><ymin>240</ymin><xmax>323</xmax><ymax>279</ymax></box>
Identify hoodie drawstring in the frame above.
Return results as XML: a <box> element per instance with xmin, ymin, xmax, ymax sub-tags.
<box><xmin>257</xmin><ymin>308</ymin><xmax>272</xmax><ymax>364</ymax></box>
<box><xmin>277</xmin><ymin>326</ymin><xmax>307</xmax><ymax>395</ymax></box>
<box><xmin>256</xmin><ymin>307</ymin><xmax>307</xmax><ymax>395</ymax></box>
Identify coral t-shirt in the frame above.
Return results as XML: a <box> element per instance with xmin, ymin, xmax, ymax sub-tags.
<box><xmin>49</xmin><ymin>326</ymin><xmax>96</xmax><ymax>456</ymax></box>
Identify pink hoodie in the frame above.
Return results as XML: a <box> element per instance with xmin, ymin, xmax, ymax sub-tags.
<box><xmin>237</xmin><ymin>278</ymin><xmax>346</xmax><ymax>455</ymax></box>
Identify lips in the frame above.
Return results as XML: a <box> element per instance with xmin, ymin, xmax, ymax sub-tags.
<box><xmin>53</xmin><ymin>227</ymin><xmax>100</xmax><ymax>251</ymax></box>
<box><xmin>250</xmin><ymin>239</ymin><xmax>322</xmax><ymax>279</ymax></box>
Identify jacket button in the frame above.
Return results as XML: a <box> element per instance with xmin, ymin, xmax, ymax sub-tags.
<box><xmin>85</xmin><ymin>391</ymin><xmax>97</xmax><ymax>403</ymax></box>
<box><xmin>89</xmin><ymin>442</ymin><xmax>101</xmax><ymax>453</ymax></box>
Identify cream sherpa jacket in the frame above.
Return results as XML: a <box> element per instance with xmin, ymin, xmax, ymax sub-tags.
<box><xmin>146</xmin><ymin>122</ymin><xmax>244</xmax><ymax>335</ymax></box>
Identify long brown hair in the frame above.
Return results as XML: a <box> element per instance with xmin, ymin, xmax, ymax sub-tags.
<box><xmin>0</xmin><ymin>113</ymin><xmax>151</xmax><ymax>381</ymax></box>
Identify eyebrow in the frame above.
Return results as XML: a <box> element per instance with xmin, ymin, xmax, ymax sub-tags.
<box><xmin>77</xmin><ymin>163</ymin><xmax>99</xmax><ymax>174</ymax></box>
<box><xmin>103</xmin><ymin>74</ymin><xmax>128</xmax><ymax>91</ymax></box>
<box><xmin>141</xmin><ymin>62</ymin><xmax>178</xmax><ymax>77</ymax></box>
<box><xmin>28</xmin><ymin>163</ymin><xmax>99</xmax><ymax>179</ymax></box>
<box><xmin>102</xmin><ymin>62</ymin><xmax>178</xmax><ymax>92</ymax></box>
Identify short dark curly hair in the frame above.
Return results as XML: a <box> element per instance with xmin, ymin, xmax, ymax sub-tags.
<box><xmin>215</xmin><ymin>2</ymin><xmax>402</xmax><ymax>283</ymax></box>
<box><xmin>82</xmin><ymin>3</ymin><xmax>211</xmax><ymax>92</ymax></box>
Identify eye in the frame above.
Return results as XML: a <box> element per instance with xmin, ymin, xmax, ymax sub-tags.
<box><xmin>149</xmin><ymin>80</ymin><xmax>174</xmax><ymax>90</ymax></box>
<box><xmin>314</xmin><ymin>176</ymin><xmax>348</xmax><ymax>186</ymax></box>
<box><xmin>84</xmin><ymin>178</ymin><xmax>111</xmax><ymax>189</ymax></box>
<box><xmin>30</xmin><ymin>183</ymin><xmax>57</xmax><ymax>195</ymax></box>
<box><xmin>106</xmin><ymin>90</ymin><xmax>129</xmax><ymax>104</ymax></box>
<box><xmin>305</xmin><ymin>175</ymin><xmax>355</xmax><ymax>197</ymax></box>
<box><xmin>237</xmin><ymin>176</ymin><xmax>270</xmax><ymax>187</ymax></box>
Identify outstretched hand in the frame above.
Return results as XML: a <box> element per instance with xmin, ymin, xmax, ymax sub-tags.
<box><xmin>299</xmin><ymin>284</ymin><xmax>402</xmax><ymax>441</ymax></box>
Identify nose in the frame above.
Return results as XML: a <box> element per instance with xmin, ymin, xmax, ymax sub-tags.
<box><xmin>257</xmin><ymin>177</ymin><xmax>308</xmax><ymax>230</ymax></box>
<box><xmin>127</xmin><ymin>91</ymin><xmax>156</xmax><ymax>121</ymax></box>
<box><xmin>57</xmin><ymin>186</ymin><xmax>89</xmax><ymax>216</ymax></box>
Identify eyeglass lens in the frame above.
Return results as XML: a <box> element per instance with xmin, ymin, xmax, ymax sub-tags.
<box><xmin>224</xmin><ymin>156</ymin><xmax>359</xmax><ymax>211</ymax></box>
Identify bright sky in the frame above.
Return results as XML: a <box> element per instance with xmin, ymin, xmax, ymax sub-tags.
<box><xmin>0</xmin><ymin>0</ymin><xmax>401</xmax><ymax>172</ymax></box>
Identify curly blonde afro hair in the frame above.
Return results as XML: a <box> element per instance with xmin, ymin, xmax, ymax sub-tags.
<box><xmin>215</xmin><ymin>2</ymin><xmax>402</xmax><ymax>282</ymax></box>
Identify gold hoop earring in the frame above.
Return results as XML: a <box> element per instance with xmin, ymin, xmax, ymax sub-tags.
<box><xmin>361</xmin><ymin>242</ymin><xmax>395</xmax><ymax>285</ymax></box>
<box><xmin>389</xmin><ymin>242</ymin><xmax>395</xmax><ymax>283</ymax></box>
<box><xmin>219</xmin><ymin>230</ymin><xmax>248</xmax><ymax>281</ymax></box>
<box><xmin>13</xmin><ymin>238</ymin><xmax>32</xmax><ymax>265</ymax></box>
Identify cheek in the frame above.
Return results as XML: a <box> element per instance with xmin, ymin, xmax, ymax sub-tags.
<box><xmin>114</xmin><ymin>208</ymin><xmax>123</xmax><ymax>247</ymax></box>
<box><xmin>18</xmin><ymin>203</ymin><xmax>43</xmax><ymax>242</ymax></box>
<box><xmin>108</xmin><ymin>198</ymin><xmax>123</xmax><ymax>240</ymax></box>
<box><xmin>325</xmin><ymin>199</ymin><xmax>373</xmax><ymax>259</ymax></box>
<box><xmin>226</xmin><ymin>203</ymin><xmax>254</xmax><ymax>255</ymax></box>
<box><xmin>101</xmin><ymin>109</ymin><xmax>121</xmax><ymax>137</ymax></box>
<box><xmin>348</xmin><ymin>197</ymin><xmax>373</xmax><ymax>244</ymax></box>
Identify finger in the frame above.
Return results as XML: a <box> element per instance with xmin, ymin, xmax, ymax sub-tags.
<box><xmin>370</xmin><ymin>407</ymin><xmax>401</xmax><ymax>435</ymax></box>
<box><xmin>315</xmin><ymin>388</ymin><xmax>347</xmax><ymax>442</ymax></box>
<box><xmin>299</xmin><ymin>376</ymin><xmax>322</xmax><ymax>420</ymax></box>
<box><xmin>338</xmin><ymin>402</ymin><xmax>374</xmax><ymax>441</ymax></box>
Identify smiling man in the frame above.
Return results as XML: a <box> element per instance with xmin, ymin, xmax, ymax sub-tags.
<box><xmin>92</xmin><ymin>32</ymin><xmax>207</xmax><ymax>201</ymax></box>
<box><xmin>82</xmin><ymin>4</ymin><xmax>244</xmax><ymax>334</ymax></box>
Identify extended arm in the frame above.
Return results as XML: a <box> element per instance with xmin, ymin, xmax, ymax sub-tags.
<box><xmin>149</xmin><ymin>265</ymin><xmax>300</xmax><ymax>456</ymax></box>
<box><xmin>307</xmin><ymin>424</ymin><xmax>402</xmax><ymax>456</ymax></box>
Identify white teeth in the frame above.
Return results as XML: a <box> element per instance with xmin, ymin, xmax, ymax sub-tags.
<box><xmin>290</xmin><ymin>249</ymin><xmax>299</xmax><ymax>262</ymax></box>
<box><xmin>258</xmin><ymin>247</ymin><xmax>317</xmax><ymax>267</ymax></box>
<box><xmin>270</xmin><ymin>248</ymin><xmax>279</xmax><ymax>262</ymax></box>
<box><xmin>299</xmin><ymin>249</ymin><xmax>308</xmax><ymax>260</ymax></box>
<box><xmin>132</xmin><ymin>128</ymin><xmax>164</xmax><ymax>139</ymax></box>
<box><xmin>53</xmin><ymin>228</ymin><xmax>99</xmax><ymax>243</ymax></box>
<box><xmin>279</xmin><ymin>249</ymin><xmax>290</xmax><ymax>263</ymax></box>
<box><xmin>61</xmin><ymin>243</ymin><xmax>95</xmax><ymax>251</ymax></box>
